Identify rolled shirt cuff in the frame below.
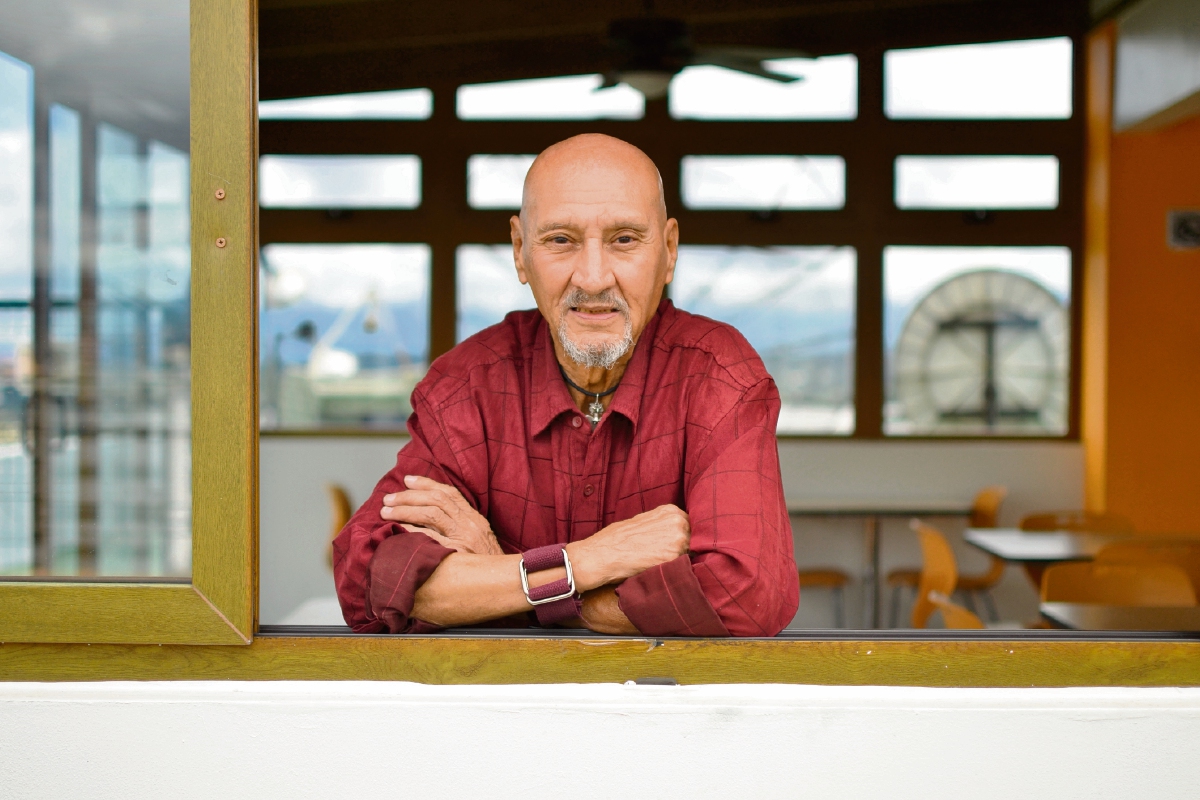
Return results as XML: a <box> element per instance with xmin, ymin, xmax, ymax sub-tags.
<box><xmin>365</xmin><ymin>527</ymin><xmax>456</xmax><ymax>634</ymax></box>
<box><xmin>615</xmin><ymin>555</ymin><xmax>730</xmax><ymax>637</ymax></box>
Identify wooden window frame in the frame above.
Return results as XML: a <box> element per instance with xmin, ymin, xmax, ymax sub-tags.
<box><xmin>5</xmin><ymin>6</ymin><xmax>1200</xmax><ymax>688</ymax></box>
<box><xmin>0</xmin><ymin>0</ymin><xmax>257</xmax><ymax>645</ymax></box>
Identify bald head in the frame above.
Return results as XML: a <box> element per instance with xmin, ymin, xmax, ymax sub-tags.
<box><xmin>520</xmin><ymin>134</ymin><xmax>667</xmax><ymax>226</ymax></box>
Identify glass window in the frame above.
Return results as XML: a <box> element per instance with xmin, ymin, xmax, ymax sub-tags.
<box><xmin>259</xmin><ymin>244</ymin><xmax>431</xmax><ymax>431</ymax></box>
<box><xmin>669</xmin><ymin>55</ymin><xmax>857</xmax><ymax>120</ymax></box>
<box><xmin>894</xmin><ymin>156</ymin><xmax>1060</xmax><ymax>209</ymax></box>
<box><xmin>259</xmin><ymin>155</ymin><xmax>421</xmax><ymax>209</ymax></box>
<box><xmin>671</xmin><ymin>246</ymin><xmax>856</xmax><ymax>435</ymax></box>
<box><xmin>884</xmin><ymin>246</ymin><xmax>1071</xmax><ymax>436</ymax></box>
<box><xmin>681</xmin><ymin>156</ymin><xmax>846</xmax><ymax>210</ymax></box>
<box><xmin>456</xmin><ymin>245</ymin><xmax>536</xmax><ymax>342</ymax></box>
<box><xmin>259</xmin><ymin>88</ymin><xmax>433</xmax><ymax>120</ymax></box>
<box><xmin>456</xmin><ymin>74</ymin><xmax>644</xmax><ymax>120</ymax></box>
<box><xmin>885</xmin><ymin>37</ymin><xmax>1073</xmax><ymax>119</ymax></box>
<box><xmin>467</xmin><ymin>155</ymin><xmax>536</xmax><ymax>210</ymax></box>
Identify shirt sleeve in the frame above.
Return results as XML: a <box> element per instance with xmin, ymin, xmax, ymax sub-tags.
<box><xmin>616</xmin><ymin>378</ymin><xmax>799</xmax><ymax>637</ymax></box>
<box><xmin>332</xmin><ymin>408</ymin><xmax>463</xmax><ymax>634</ymax></box>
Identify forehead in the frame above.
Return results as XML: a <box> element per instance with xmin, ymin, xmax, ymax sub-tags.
<box><xmin>524</xmin><ymin>158</ymin><xmax>660</xmax><ymax>224</ymax></box>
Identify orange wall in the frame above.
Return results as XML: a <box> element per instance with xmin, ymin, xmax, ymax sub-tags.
<box><xmin>1102</xmin><ymin>112</ymin><xmax>1200</xmax><ymax>532</ymax></box>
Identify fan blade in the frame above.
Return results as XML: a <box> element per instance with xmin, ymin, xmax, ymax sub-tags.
<box><xmin>692</xmin><ymin>52</ymin><xmax>803</xmax><ymax>83</ymax></box>
<box><xmin>695</xmin><ymin>44</ymin><xmax>813</xmax><ymax>61</ymax></box>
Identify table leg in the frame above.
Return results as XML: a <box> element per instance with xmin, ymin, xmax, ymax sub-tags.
<box><xmin>1022</xmin><ymin>562</ymin><xmax>1047</xmax><ymax>590</ymax></box>
<box><xmin>863</xmin><ymin>515</ymin><xmax>881</xmax><ymax>628</ymax></box>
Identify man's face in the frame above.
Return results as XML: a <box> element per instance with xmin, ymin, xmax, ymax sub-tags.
<box><xmin>511</xmin><ymin>143</ymin><xmax>678</xmax><ymax>369</ymax></box>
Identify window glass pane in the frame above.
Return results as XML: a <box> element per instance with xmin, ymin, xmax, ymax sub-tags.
<box><xmin>260</xmin><ymin>244</ymin><xmax>431</xmax><ymax>431</ymax></box>
<box><xmin>259</xmin><ymin>155</ymin><xmax>421</xmax><ymax>209</ymax></box>
<box><xmin>669</xmin><ymin>55</ymin><xmax>857</xmax><ymax>120</ymax></box>
<box><xmin>681</xmin><ymin>156</ymin><xmax>845</xmax><ymax>210</ymax></box>
<box><xmin>884</xmin><ymin>246</ymin><xmax>1071</xmax><ymax>436</ymax></box>
<box><xmin>895</xmin><ymin>156</ymin><xmax>1060</xmax><ymax>209</ymax></box>
<box><xmin>1</xmin><ymin>0</ymin><xmax>192</xmax><ymax>578</ymax></box>
<box><xmin>885</xmin><ymin>37</ymin><xmax>1073</xmax><ymax>119</ymax></box>
<box><xmin>456</xmin><ymin>245</ymin><xmax>536</xmax><ymax>342</ymax></box>
<box><xmin>457</xmin><ymin>74</ymin><xmax>644</xmax><ymax>120</ymax></box>
<box><xmin>671</xmin><ymin>246</ymin><xmax>855</xmax><ymax>434</ymax></box>
<box><xmin>259</xmin><ymin>88</ymin><xmax>433</xmax><ymax>120</ymax></box>
<box><xmin>467</xmin><ymin>155</ymin><xmax>535</xmax><ymax>210</ymax></box>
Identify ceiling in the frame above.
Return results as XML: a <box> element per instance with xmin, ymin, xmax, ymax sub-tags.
<box><xmin>259</xmin><ymin>0</ymin><xmax>1090</xmax><ymax>100</ymax></box>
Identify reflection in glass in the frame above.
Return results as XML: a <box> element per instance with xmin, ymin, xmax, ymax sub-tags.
<box><xmin>467</xmin><ymin>155</ymin><xmax>536</xmax><ymax>210</ymax></box>
<box><xmin>456</xmin><ymin>245</ymin><xmax>536</xmax><ymax>342</ymax></box>
<box><xmin>885</xmin><ymin>37</ymin><xmax>1073</xmax><ymax>119</ymax></box>
<box><xmin>669</xmin><ymin>55</ymin><xmax>857</xmax><ymax>120</ymax></box>
<box><xmin>259</xmin><ymin>155</ymin><xmax>421</xmax><ymax>209</ymax></box>
<box><xmin>671</xmin><ymin>246</ymin><xmax>856</xmax><ymax>434</ymax></box>
<box><xmin>260</xmin><ymin>244</ymin><xmax>431</xmax><ymax>430</ymax></box>
<box><xmin>0</xmin><ymin>51</ymin><xmax>33</xmax><ymax>573</ymax></box>
<box><xmin>457</xmin><ymin>74</ymin><xmax>644</xmax><ymax>120</ymax></box>
<box><xmin>1</xmin><ymin>0</ymin><xmax>192</xmax><ymax>577</ymax></box>
<box><xmin>259</xmin><ymin>88</ymin><xmax>433</xmax><ymax>120</ymax></box>
<box><xmin>681</xmin><ymin>156</ymin><xmax>845</xmax><ymax>210</ymax></box>
<box><xmin>884</xmin><ymin>247</ymin><xmax>1071</xmax><ymax>436</ymax></box>
<box><xmin>895</xmin><ymin>156</ymin><xmax>1059</xmax><ymax>210</ymax></box>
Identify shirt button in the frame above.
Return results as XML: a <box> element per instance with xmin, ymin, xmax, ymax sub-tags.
<box><xmin>571</xmin><ymin>417</ymin><xmax>582</xmax><ymax>428</ymax></box>
<box><xmin>583</xmin><ymin>484</ymin><xmax>595</xmax><ymax>496</ymax></box>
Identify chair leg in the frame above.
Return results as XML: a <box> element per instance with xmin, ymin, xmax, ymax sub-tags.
<box><xmin>833</xmin><ymin>586</ymin><xmax>845</xmax><ymax>629</ymax></box>
<box><xmin>981</xmin><ymin>590</ymin><xmax>999</xmax><ymax>623</ymax></box>
<box><xmin>889</xmin><ymin>585</ymin><xmax>901</xmax><ymax>628</ymax></box>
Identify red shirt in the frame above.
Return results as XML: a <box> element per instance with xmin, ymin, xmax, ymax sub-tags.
<box><xmin>333</xmin><ymin>299</ymin><xmax>799</xmax><ymax>636</ymax></box>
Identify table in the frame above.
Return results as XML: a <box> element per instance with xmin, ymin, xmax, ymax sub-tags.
<box><xmin>789</xmin><ymin>499</ymin><xmax>974</xmax><ymax>628</ymax></box>
<box><xmin>1040</xmin><ymin>602</ymin><xmax>1200</xmax><ymax>632</ymax></box>
<box><xmin>964</xmin><ymin>528</ymin><xmax>1130</xmax><ymax>586</ymax></box>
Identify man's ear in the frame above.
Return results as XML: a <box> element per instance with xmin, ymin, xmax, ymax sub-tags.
<box><xmin>510</xmin><ymin>215</ymin><xmax>529</xmax><ymax>285</ymax></box>
<box><xmin>662</xmin><ymin>217</ymin><xmax>679</xmax><ymax>286</ymax></box>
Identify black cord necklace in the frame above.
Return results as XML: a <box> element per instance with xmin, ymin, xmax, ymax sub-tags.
<box><xmin>558</xmin><ymin>364</ymin><xmax>620</xmax><ymax>427</ymax></box>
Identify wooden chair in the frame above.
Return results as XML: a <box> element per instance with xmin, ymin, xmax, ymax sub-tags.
<box><xmin>1019</xmin><ymin>510</ymin><xmax>1135</xmax><ymax>533</ymax></box>
<box><xmin>909</xmin><ymin>520</ymin><xmax>959</xmax><ymax>629</ymax></box>
<box><xmin>927</xmin><ymin>591</ymin><xmax>985</xmax><ymax>629</ymax></box>
<box><xmin>1040</xmin><ymin>561</ymin><xmax>1197</xmax><ymax>606</ymax></box>
<box><xmin>326</xmin><ymin>484</ymin><xmax>353</xmax><ymax>570</ymax></box>
<box><xmin>796</xmin><ymin>569</ymin><xmax>850</xmax><ymax>628</ymax></box>
<box><xmin>887</xmin><ymin>486</ymin><xmax>1008</xmax><ymax>626</ymax></box>
<box><xmin>1095</xmin><ymin>539</ymin><xmax>1200</xmax><ymax>594</ymax></box>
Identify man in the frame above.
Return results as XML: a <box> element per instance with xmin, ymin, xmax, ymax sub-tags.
<box><xmin>334</xmin><ymin>134</ymin><xmax>798</xmax><ymax>636</ymax></box>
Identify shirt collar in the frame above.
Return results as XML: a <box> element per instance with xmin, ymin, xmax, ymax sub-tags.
<box><xmin>528</xmin><ymin>298</ymin><xmax>671</xmax><ymax>438</ymax></box>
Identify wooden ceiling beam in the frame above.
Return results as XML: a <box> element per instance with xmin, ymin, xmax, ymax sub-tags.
<box><xmin>259</xmin><ymin>118</ymin><xmax>1083</xmax><ymax>157</ymax></box>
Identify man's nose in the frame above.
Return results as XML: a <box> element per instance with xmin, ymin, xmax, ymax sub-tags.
<box><xmin>573</xmin><ymin>236</ymin><xmax>615</xmax><ymax>294</ymax></box>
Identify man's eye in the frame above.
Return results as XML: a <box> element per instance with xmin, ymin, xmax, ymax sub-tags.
<box><xmin>616</xmin><ymin>236</ymin><xmax>633</xmax><ymax>244</ymax></box>
<box><xmin>552</xmin><ymin>236</ymin><xmax>569</xmax><ymax>244</ymax></box>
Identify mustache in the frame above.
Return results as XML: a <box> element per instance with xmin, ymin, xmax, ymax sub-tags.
<box><xmin>560</xmin><ymin>288</ymin><xmax>630</xmax><ymax>316</ymax></box>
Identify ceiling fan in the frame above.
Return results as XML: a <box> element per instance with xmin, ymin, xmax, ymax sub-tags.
<box><xmin>599</xmin><ymin>9</ymin><xmax>811</xmax><ymax>99</ymax></box>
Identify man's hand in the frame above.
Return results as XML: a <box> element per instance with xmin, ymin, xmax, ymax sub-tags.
<box><xmin>567</xmin><ymin>504</ymin><xmax>691</xmax><ymax>589</ymax></box>
<box><xmin>381</xmin><ymin>476</ymin><xmax>503</xmax><ymax>556</ymax></box>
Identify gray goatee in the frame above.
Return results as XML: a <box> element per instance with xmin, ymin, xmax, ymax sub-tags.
<box><xmin>557</xmin><ymin>288</ymin><xmax>633</xmax><ymax>370</ymax></box>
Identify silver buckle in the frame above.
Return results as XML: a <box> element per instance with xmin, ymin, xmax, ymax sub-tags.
<box><xmin>520</xmin><ymin>548</ymin><xmax>577</xmax><ymax>606</ymax></box>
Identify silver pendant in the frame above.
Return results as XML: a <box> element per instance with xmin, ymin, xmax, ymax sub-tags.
<box><xmin>587</xmin><ymin>400</ymin><xmax>604</xmax><ymax>425</ymax></box>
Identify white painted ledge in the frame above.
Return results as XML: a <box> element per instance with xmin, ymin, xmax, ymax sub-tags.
<box><xmin>3</xmin><ymin>682</ymin><xmax>1199</xmax><ymax>799</ymax></box>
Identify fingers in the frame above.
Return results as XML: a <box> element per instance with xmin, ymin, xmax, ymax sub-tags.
<box><xmin>380</xmin><ymin>503</ymin><xmax>453</xmax><ymax>530</ymax></box>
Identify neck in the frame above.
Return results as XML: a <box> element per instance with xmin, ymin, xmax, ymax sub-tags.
<box><xmin>553</xmin><ymin>343</ymin><xmax>633</xmax><ymax>415</ymax></box>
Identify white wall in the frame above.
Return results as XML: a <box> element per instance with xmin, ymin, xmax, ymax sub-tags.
<box><xmin>260</xmin><ymin>436</ymin><xmax>1082</xmax><ymax>627</ymax></box>
<box><xmin>3</xmin><ymin>681</ymin><xmax>1198</xmax><ymax>799</ymax></box>
<box><xmin>1115</xmin><ymin>0</ymin><xmax>1200</xmax><ymax>130</ymax></box>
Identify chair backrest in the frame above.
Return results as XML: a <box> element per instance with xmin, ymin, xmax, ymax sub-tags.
<box><xmin>969</xmin><ymin>485</ymin><xmax>1008</xmax><ymax>528</ymax></box>
<box><xmin>1019</xmin><ymin>510</ymin><xmax>1135</xmax><ymax>533</ymax></box>
<box><xmin>1040</xmin><ymin>561</ymin><xmax>1197</xmax><ymax>606</ymax></box>
<box><xmin>928</xmin><ymin>591</ymin><xmax>985</xmax><ymax>629</ymax></box>
<box><xmin>910</xmin><ymin>520</ymin><xmax>958</xmax><ymax>628</ymax></box>
<box><xmin>1095</xmin><ymin>539</ymin><xmax>1200</xmax><ymax>594</ymax></box>
<box><xmin>327</xmin><ymin>484</ymin><xmax>354</xmax><ymax>569</ymax></box>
